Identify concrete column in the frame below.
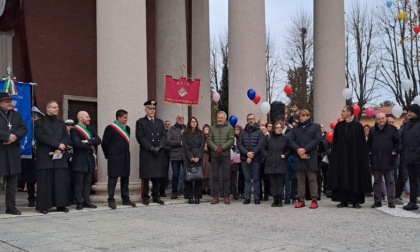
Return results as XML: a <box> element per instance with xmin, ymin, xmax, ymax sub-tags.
<box><xmin>155</xmin><ymin>0</ymin><xmax>188</xmax><ymax>123</ymax></box>
<box><xmin>313</xmin><ymin>0</ymin><xmax>346</xmax><ymax>127</ymax></box>
<box><xmin>228</xmin><ymin>0</ymin><xmax>266</xmax><ymax>122</ymax></box>
<box><xmin>191</xmin><ymin>0</ymin><xmax>211</xmax><ymax>125</ymax></box>
<box><xmin>94</xmin><ymin>0</ymin><xmax>148</xmax><ymax>202</ymax></box>
<box><xmin>0</xmin><ymin>31</ymin><xmax>13</xmax><ymax>76</ymax></box>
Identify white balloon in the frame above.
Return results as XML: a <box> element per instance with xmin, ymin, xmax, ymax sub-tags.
<box><xmin>212</xmin><ymin>92</ymin><xmax>220</xmax><ymax>103</ymax></box>
<box><xmin>414</xmin><ymin>96</ymin><xmax>420</xmax><ymax>105</ymax></box>
<box><xmin>392</xmin><ymin>105</ymin><xmax>403</xmax><ymax>118</ymax></box>
<box><xmin>341</xmin><ymin>88</ymin><xmax>352</xmax><ymax>100</ymax></box>
<box><xmin>260</xmin><ymin>102</ymin><xmax>271</xmax><ymax>114</ymax></box>
<box><xmin>401</xmin><ymin>79</ymin><xmax>412</xmax><ymax>92</ymax></box>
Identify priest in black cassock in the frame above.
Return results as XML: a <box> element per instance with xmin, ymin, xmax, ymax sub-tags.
<box><xmin>35</xmin><ymin>100</ymin><xmax>71</xmax><ymax>214</ymax></box>
<box><xmin>329</xmin><ymin>105</ymin><xmax>372</xmax><ymax>208</ymax></box>
<box><xmin>0</xmin><ymin>92</ymin><xmax>28</xmax><ymax>215</ymax></box>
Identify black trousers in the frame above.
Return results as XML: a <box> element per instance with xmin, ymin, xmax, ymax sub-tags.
<box><xmin>395</xmin><ymin>163</ymin><xmax>408</xmax><ymax>198</ymax></box>
<box><xmin>21</xmin><ymin>159</ymin><xmax>37</xmax><ymax>203</ymax></box>
<box><xmin>74</xmin><ymin>171</ymin><xmax>93</xmax><ymax>204</ymax></box>
<box><xmin>108</xmin><ymin>176</ymin><xmax>129</xmax><ymax>202</ymax></box>
<box><xmin>4</xmin><ymin>174</ymin><xmax>18</xmax><ymax>209</ymax></box>
<box><xmin>184</xmin><ymin>180</ymin><xmax>203</xmax><ymax>199</ymax></box>
<box><xmin>406</xmin><ymin>163</ymin><xmax>420</xmax><ymax>203</ymax></box>
<box><xmin>141</xmin><ymin>178</ymin><xmax>162</xmax><ymax>200</ymax></box>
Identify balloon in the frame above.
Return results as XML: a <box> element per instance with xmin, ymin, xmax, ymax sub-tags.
<box><xmin>253</xmin><ymin>93</ymin><xmax>261</xmax><ymax>104</ymax></box>
<box><xmin>212</xmin><ymin>92</ymin><xmax>220</xmax><ymax>103</ymax></box>
<box><xmin>399</xmin><ymin>11</ymin><xmax>407</xmax><ymax>20</ymax></box>
<box><xmin>365</xmin><ymin>107</ymin><xmax>375</xmax><ymax>118</ymax></box>
<box><xmin>414</xmin><ymin>25</ymin><xmax>420</xmax><ymax>34</ymax></box>
<box><xmin>386</xmin><ymin>0</ymin><xmax>392</xmax><ymax>8</ymax></box>
<box><xmin>247</xmin><ymin>89</ymin><xmax>256</xmax><ymax>100</ymax></box>
<box><xmin>260</xmin><ymin>101</ymin><xmax>270</xmax><ymax>114</ymax></box>
<box><xmin>326</xmin><ymin>132</ymin><xmax>334</xmax><ymax>144</ymax></box>
<box><xmin>352</xmin><ymin>104</ymin><xmax>361</xmax><ymax>117</ymax></box>
<box><xmin>337</xmin><ymin>118</ymin><xmax>344</xmax><ymax>123</ymax></box>
<box><xmin>413</xmin><ymin>95</ymin><xmax>420</xmax><ymax>105</ymax></box>
<box><xmin>284</xmin><ymin>84</ymin><xmax>292</xmax><ymax>96</ymax></box>
<box><xmin>341</xmin><ymin>88</ymin><xmax>352</xmax><ymax>100</ymax></box>
<box><xmin>229</xmin><ymin>115</ymin><xmax>238</xmax><ymax>127</ymax></box>
<box><xmin>392</xmin><ymin>105</ymin><xmax>403</xmax><ymax>118</ymax></box>
<box><xmin>329</xmin><ymin>122</ymin><xmax>336</xmax><ymax>130</ymax></box>
<box><xmin>401</xmin><ymin>79</ymin><xmax>412</xmax><ymax>92</ymax></box>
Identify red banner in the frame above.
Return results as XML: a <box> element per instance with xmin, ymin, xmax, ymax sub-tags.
<box><xmin>164</xmin><ymin>75</ymin><xmax>201</xmax><ymax>105</ymax></box>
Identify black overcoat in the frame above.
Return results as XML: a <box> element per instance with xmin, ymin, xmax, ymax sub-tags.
<box><xmin>101</xmin><ymin>124</ymin><xmax>131</xmax><ymax>177</ymax></box>
<box><xmin>70</xmin><ymin>125</ymin><xmax>101</xmax><ymax>173</ymax></box>
<box><xmin>182</xmin><ymin>131</ymin><xmax>205</xmax><ymax>167</ymax></box>
<box><xmin>329</xmin><ymin>119</ymin><xmax>372</xmax><ymax>194</ymax></box>
<box><xmin>135</xmin><ymin>116</ymin><xmax>167</xmax><ymax>178</ymax></box>
<box><xmin>35</xmin><ymin>115</ymin><xmax>70</xmax><ymax>170</ymax></box>
<box><xmin>262</xmin><ymin>133</ymin><xmax>290</xmax><ymax>174</ymax></box>
<box><xmin>289</xmin><ymin>119</ymin><xmax>322</xmax><ymax>171</ymax></box>
<box><xmin>0</xmin><ymin>109</ymin><xmax>27</xmax><ymax>175</ymax></box>
<box><xmin>367</xmin><ymin>123</ymin><xmax>399</xmax><ymax>170</ymax></box>
<box><xmin>401</xmin><ymin>116</ymin><xmax>420</xmax><ymax>164</ymax></box>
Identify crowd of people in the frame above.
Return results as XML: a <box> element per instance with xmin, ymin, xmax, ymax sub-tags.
<box><xmin>1</xmin><ymin>91</ymin><xmax>420</xmax><ymax>215</ymax></box>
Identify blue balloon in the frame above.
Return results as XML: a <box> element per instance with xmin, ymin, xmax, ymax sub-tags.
<box><xmin>386</xmin><ymin>0</ymin><xmax>392</xmax><ymax>8</ymax></box>
<box><xmin>247</xmin><ymin>89</ymin><xmax>256</xmax><ymax>100</ymax></box>
<box><xmin>229</xmin><ymin>115</ymin><xmax>238</xmax><ymax>127</ymax></box>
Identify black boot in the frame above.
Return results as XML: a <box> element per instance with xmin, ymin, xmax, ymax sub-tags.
<box><xmin>271</xmin><ymin>195</ymin><xmax>278</xmax><ymax>207</ymax></box>
<box><xmin>284</xmin><ymin>197</ymin><xmax>291</xmax><ymax>204</ymax></box>
<box><xmin>277</xmin><ymin>195</ymin><xmax>283</xmax><ymax>207</ymax></box>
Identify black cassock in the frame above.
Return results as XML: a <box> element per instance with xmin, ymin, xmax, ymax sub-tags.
<box><xmin>329</xmin><ymin>119</ymin><xmax>372</xmax><ymax>204</ymax></box>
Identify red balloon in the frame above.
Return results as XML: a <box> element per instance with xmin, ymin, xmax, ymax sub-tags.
<box><xmin>253</xmin><ymin>93</ymin><xmax>261</xmax><ymax>104</ymax></box>
<box><xmin>284</xmin><ymin>84</ymin><xmax>292</xmax><ymax>96</ymax></box>
<box><xmin>329</xmin><ymin>122</ymin><xmax>336</xmax><ymax>130</ymax></box>
<box><xmin>353</xmin><ymin>104</ymin><xmax>360</xmax><ymax>117</ymax></box>
<box><xmin>337</xmin><ymin>118</ymin><xmax>344</xmax><ymax>123</ymax></box>
<box><xmin>414</xmin><ymin>25</ymin><xmax>420</xmax><ymax>34</ymax></box>
<box><xmin>326</xmin><ymin>132</ymin><xmax>334</xmax><ymax>144</ymax></box>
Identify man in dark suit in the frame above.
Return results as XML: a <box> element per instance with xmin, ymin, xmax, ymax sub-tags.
<box><xmin>136</xmin><ymin>100</ymin><xmax>167</xmax><ymax>205</ymax></box>
<box><xmin>102</xmin><ymin>109</ymin><xmax>136</xmax><ymax>209</ymax></box>
<box><xmin>35</xmin><ymin>100</ymin><xmax>71</xmax><ymax>214</ymax></box>
<box><xmin>70</xmin><ymin>111</ymin><xmax>101</xmax><ymax>210</ymax></box>
<box><xmin>0</xmin><ymin>92</ymin><xmax>28</xmax><ymax>215</ymax></box>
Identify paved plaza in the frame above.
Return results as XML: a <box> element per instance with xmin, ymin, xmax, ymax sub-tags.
<box><xmin>0</xmin><ymin>190</ymin><xmax>419</xmax><ymax>252</ymax></box>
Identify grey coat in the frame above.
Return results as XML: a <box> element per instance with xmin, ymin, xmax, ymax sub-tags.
<box><xmin>0</xmin><ymin>109</ymin><xmax>28</xmax><ymax>176</ymax></box>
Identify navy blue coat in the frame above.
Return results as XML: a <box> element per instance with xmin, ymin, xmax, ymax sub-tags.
<box><xmin>237</xmin><ymin>123</ymin><xmax>265</xmax><ymax>162</ymax></box>
<box><xmin>70</xmin><ymin>125</ymin><xmax>101</xmax><ymax>173</ymax></box>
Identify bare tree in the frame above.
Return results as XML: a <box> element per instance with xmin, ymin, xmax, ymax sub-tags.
<box><xmin>265</xmin><ymin>29</ymin><xmax>282</xmax><ymax>103</ymax></box>
<box><xmin>375</xmin><ymin>0</ymin><xmax>420</xmax><ymax>109</ymax></box>
<box><xmin>283</xmin><ymin>10</ymin><xmax>314</xmax><ymax>112</ymax></box>
<box><xmin>345</xmin><ymin>0</ymin><xmax>379</xmax><ymax>118</ymax></box>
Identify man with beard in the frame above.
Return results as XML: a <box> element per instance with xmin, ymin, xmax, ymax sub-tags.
<box><xmin>136</xmin><ymin>100</ymin><xmax>167</xmax><ymax>205</ymax></box>
<box><xmin>35</xmin><ymin>101</ymin><xmax>71</xmax><ymax>214</ymax></box>
<box><xmin>0</xmin><ymin>92</ymin><xmax>27</xmax><ymax>215</ymax></box>
<box><xmin>70</xmin><ymin>111</ymin><xmax>101</xmax><ymax>210</ymax></box>
<box><xmin>329</xmin><ymin>105</ymin><xmax>372</xmax><ymax>208</ymax></box>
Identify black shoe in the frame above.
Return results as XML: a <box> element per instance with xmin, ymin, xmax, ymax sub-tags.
<box><xmin>254</xmin><ymin>199</ymin><xmax>260</xmax><ymax>205</ymax></box>
<box><xmin>263</xmin><ymin>195</ymin><xmax>269</xmax><ymax>201</ymax></box>
<box><xmin>5</xmin><ymin>207</ymin><xmax>21</xmax><ymax>215</ymax></box>
<box><xmin>284</xmin><ymin>197</ymin><xmax>291</xmax><ymax>204</ymax></box>
<box><xmin>83</xmin><ymin>202</ymin><xmax>97</xmax><ymax>208</ymax></box>
<box><xmin>271</xmin><ymin>195</ymin><xmax>278</xmax><ymax>207</ymax></box>
<box><xmin>152</xmin><ymin>198</ymin><xmax>165</xmax><ymax>205</ymax></box>
<box><xmin>57</xmin><ymin>207</ymin><xmax>69</xmax><ymax>213</ymax></box>
<box><xmin>403</xmin><ymin>201</ymin><xmax>419</xmax><ymax>211</ymax></box>
<box><xmin>39</xmin><ymin>209</ymin><xmax>48</xmax><ymax>214</ymax></box>
<box><xmin>108</xmin><ymin>200</ymin><xmax>117</xmax><ymax>209</ymax></box>
<box><xmin>243</xmin><ymin>199</ymin><xmax>251</xmax><ymax>205</ymax></box>
<box><xmin>195</xmin><ymin>199</ymin><xmax>200</xmax><ymax>204</ymax></box>
<box><xmin>337</xmin><ymin>202</ymin><xmax>348</xmax><ymax>208</ymax></box>
<box><xmin>28</xmin><ymin>202</ymin><xmax>35</xmax><ymax>207</ymax></box>
<box><xmin>233</xmin><ymin>195</ymin><xmax>239</xmax><ymax>200</ymax></box>
<box><xmin>188</xmin><ymin>199</ymin><xmax>194</xmax><ymax>204</ymax></box>
<box><xmin>388</xmin><ymin>202</ymin><xmax>396</xmax><ymax>208</ymax></box>
<box><xmin>171</xmin><ymin>193</ymin><xmax>178</xmax><ymax>199</ymax></box>
<box><xmin>122</xmin><ymin>200</ymin><xmax>136</xmax><ymax>207</ymax></box>
<box><xmin>352</xmin><ymin>203</ymin><xmax>361</xmax><ymax>209</ymax></box>
<box><xmin>371</xmin><ymin>202</ymin><xmax>382</xmax><ymax>208</ymax></box>
<box><xmin>76</xmin><ymin>204</ymin><xmax>83</xmax><ymax>210</ymax></box>
<box><xmin>160</xmin><ymin>193</ymin><xmax>167</xmax><ymax>197</ymax></box>
<box><xmin>326</xmin><ymin>191</ymin><xmax>332</xmax><ymax>198</ymax></box>
<box><xmin>142</xmin><ymin>199</ymin><xmax>150</xmax><ymax>206</ymax></box>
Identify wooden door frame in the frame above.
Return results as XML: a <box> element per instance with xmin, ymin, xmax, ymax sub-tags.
<box><xmin>62</xmin><ymin>95</ymin><xmax>97</xmax><ymax>120</ymax></box>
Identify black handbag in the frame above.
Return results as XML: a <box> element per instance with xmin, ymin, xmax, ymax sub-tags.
<box><xmin>185</xmin><ymin>164</ymin><xmax>204</xmax><ymax>182</ymax></box>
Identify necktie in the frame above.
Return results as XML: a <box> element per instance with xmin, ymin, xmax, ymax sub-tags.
<box><xmin>150</xmin><ymin>118</ymin><xmax>154</xmax><ymax>123</ymax></box>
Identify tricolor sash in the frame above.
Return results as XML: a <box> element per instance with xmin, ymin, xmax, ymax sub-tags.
<box><xmin>74</xmin><ymin>124</ymin><xmax>92</xmax><ymax>140</ymax></box>
<box><xmin>110</xmin><ymin>122</ymin><xmax>130</xmax><ymax>144</ymax></box>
